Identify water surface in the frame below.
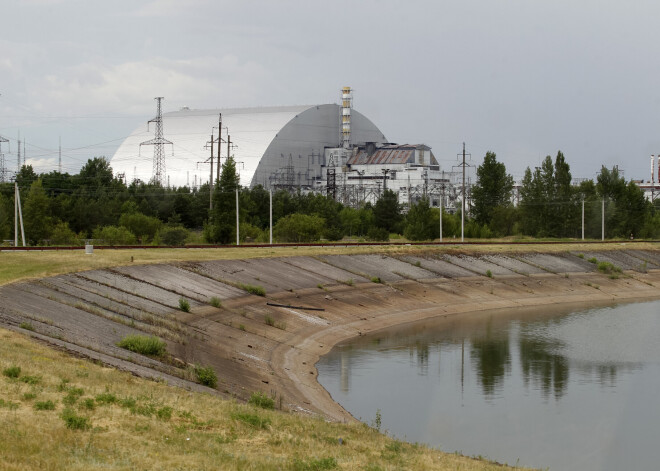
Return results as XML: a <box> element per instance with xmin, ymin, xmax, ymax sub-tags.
<box><xmin>316</xmin><ymin>301</ymin><xmax>660</xmax><ymax>470</ymax></box>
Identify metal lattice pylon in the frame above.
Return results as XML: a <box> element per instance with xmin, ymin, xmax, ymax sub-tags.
<box><xmin>140</xmin><ymin>97</ymin><xmax>173</xmax><ymax>186</ymax></box>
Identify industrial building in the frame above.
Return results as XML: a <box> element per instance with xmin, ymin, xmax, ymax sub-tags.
<box><xmin>110</xmin><ymin>89</ymin><xmax>459</xmax><ymax>211</ymax></box>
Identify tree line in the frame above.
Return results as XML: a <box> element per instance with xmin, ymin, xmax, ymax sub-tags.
<box><xmin>0</xmin><ymin>152</ymin><xmax>657</xmax><ymax>246</ymax></box>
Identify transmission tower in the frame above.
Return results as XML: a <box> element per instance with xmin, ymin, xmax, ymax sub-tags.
<box><xmin>0</xmin><ymin>135</ymin><xmax>8</xmax><ymax>183</ymax></box>
<box><xmin>140</xmin><ymin>97</ymin><xmax>173</xmax><ymax>186</ymax></box>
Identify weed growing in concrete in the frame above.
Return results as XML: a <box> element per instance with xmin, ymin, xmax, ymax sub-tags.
<box><xmin>239</xmin><ymin>284</ymin><xmax>266</xmax><ymax>296</ymax></box>
<box><xmin>264</xmin><ymin>315</ymin><xmax>275</xmax><ymax>327</ymax></box>
<box><xmin>2</xmin><ymin>366</ymin><xmax>21</xmax><ymax>378</ymax></box>
<box><xmin>275</xmin><ymin>321</ymin><xmax>287</xmax><ymax>330</ymax></box>
<box><xmin>486</xmin><ymin>270</ymin><xmax>493</xmax><ymax>278</ymax></box>
<box><xmin>370</xmin><ymin>276</ymin><xmax>381</xmax><ymax>283</ymax></box>
<box><xmin>343</xmin><ymin>279</ymin><xmax>354</xmax><ymax>286</ymax></box>
<box><xmin>61</xmin><ymin>408</ymin><xmax>90</xmax><ymax>430</ymax></box>
<box><xmin>19</xmin><ymin>321</ymin><xmax>34</xmax><ymax>331</ymax></box>
<box><xmin>597</xmin><ymin>261</ymin><xmax>622</xmax><ymax>276</ymax></box>
<box><xmin>194</xmin><ymin>365</ymin><xmax>218</xmax><ymax>388</ymax></box>
<box><xmin>178</xmin><ymin>298</ymin><xmax>191</xmax><ymax>312</ymax></box>
<box><xmin>238</xmin><ymin>324</ymin><xmax>246</xmax><ymax>331</ymax></box>
<box><xmin>248</xmin><ymin>391</ymin><xmax>274</xmax><ymax>410</ymax></box>
<box><xmin>414</xmin><ymin>261</ymin><xmax>422</xmax><ymax>268</ymax></box>
<box><xmin>317</xmin><ymin>284</ymin><xmax>324</xmax><ymax>290</ymax></box>
<box><xmin>117</xmin><ymin>335</ymin><xmax>166</xmax><ymax>357</ymax></box>
<box><xmin>210</xmin><ymin>297</ymin><xmax>222</xmax><ymax>308</ymax></box>
<box><xmin>34</xmin><ymin>400</ymin><xmax>56</xmax><ymax>411</ymax></box>
<box><xmin>588</xmin><ymin>257</ymin><xmax>598</xmax><ymax>264</ymax></box>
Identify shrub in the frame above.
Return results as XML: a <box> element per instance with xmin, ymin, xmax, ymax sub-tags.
<box><xmin>239</xmin><ymin>283</ymin><xmax>265</xmax><ymax>296</ymax></box>
<box><xmin>117</xmin><ymin>335</ymin><xmax>166</xmax><ymax>357</ymax></box>
<box><xmin>2</xmin><ymin>366</ymin><xmax>21</xmax><ymax>378</ymax></box>
<box><xmin>61</xmin><ymin>408</ymin><xmax>90</xmax><ymax>430</ymax></box>
<box><xmin>210</xmin><ymin>297</ymin><xmax>222</xmax><ymax>308</ymax></box>
<box><xmin>92</xmin><ymin>225</ymin><xmax>137</xmax><ymax>245</ymax></box>
<box><xmin>248</xmin><ymin>391</ymin><xmax>275</xmax><ymax>410</ymax></box>
<box><xmin>178</xmin><ymin>298</ymin><xmax>191</xmax><ymax>312</ymax></box>
<box><xmin>20</xmin><ymin>375</ymin><xmax>41</xmax><ymax>385</ymax></box>
<box><xmin>119</xmin><ymin>212</ymin><xmax>161</xmax><ymax>243</ymax></box>
<box><xmin>597</xmin><ymin>261</ymin><xmax>622</xmax><ymax>275</ymax></box>
<box><xmin>486</xmin><ymin>269</ymin><xmax>493</xmax><ymax>278</ymax></box>
<box><xmin>370</xmin><ymin>276</ymin><xmax>381</xmax><ymax>283</ymax></box>
<box><xmin>194</xmin><ymin>365</ymin><xmax>218</xmax><ymax>388</ymax></box>
<box><xmin>366</xmin><ymin>226</ymin><xmax>389</xmax><ymax>241</ymax></box>
<box><xmin>95</xmin><ymin>392</ymin><xmax>117</xmax><ymax>405</ymax></box>
<box><xmin>19</xmin><ymin>321</ymin><xmax>34</xmax><ymax>331</ymax></box>
<box><xmin>264</xmin><ymin>315</ymin><xmax>275</xmax><ymax>327</ymax></box>
<box><xmin>49</xmin><ymin>222</ymin><xmax>80</xmax><ymax>246</ymax></box>
<box><xmin>34</xmin><ymin>400</ymin><xmax>56</xmax><ymax>411</ymax></box>
<box><xmin>273</xmin><ymin>213</ymin><xmax>325</xmax><ymax>243</ymax></box>
<box><xmin>159</xmin><ymin>225</ymin><xmax>189</xmax><ymax>246</ymax></box>
<box><xmin>156</xmin><ymin>406</ymin><xmax>173</xmax><ymax>420</ymax></box>
<box><xmin>80</xmin><ymin>398</ymin><xmax>96</xmax><ymax>411</ymax></box>
<box><xmin>587</xmin><ymin>257</ymin><xmax>598</xmax><ymax>264</ymax></box>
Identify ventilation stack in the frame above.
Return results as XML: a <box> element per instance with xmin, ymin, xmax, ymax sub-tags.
<box><xmin>341</xmin><ymin>87</ymin><xmax>352</xmax><ymax>149</ymax></box>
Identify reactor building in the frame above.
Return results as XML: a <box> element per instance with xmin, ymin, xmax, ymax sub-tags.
<box><xmin>110</xmin><ymin>88</ymin><xmax>457</xmax><ymax>211</ymax></box>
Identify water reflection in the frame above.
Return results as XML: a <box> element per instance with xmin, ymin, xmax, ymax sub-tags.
<box><xmin>519</xmin><ymin>335</ymin><xmax>569</xmax><ymax>400</ymax></box>
<box><xmin>317</xmin><ymin>301</ymin><xmax>660</xmax><ymax>471</ymax></box>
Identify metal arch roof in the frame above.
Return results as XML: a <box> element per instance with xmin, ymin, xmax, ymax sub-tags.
<box><xmin>110</xmin><ymin>105</ymin><xmax>316</xmax><ymax>188</ymax></box>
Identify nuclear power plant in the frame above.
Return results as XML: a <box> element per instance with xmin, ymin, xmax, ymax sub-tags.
<box><xmin>110</xmin><ymin>88</ymin><xmax>460</xmax><ymax>211</ymax></box>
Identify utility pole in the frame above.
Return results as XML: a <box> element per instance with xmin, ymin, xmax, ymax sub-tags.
<box><xmin>140</xmin><ymin>97</ymin><xmax>173</xmax><ymax>186</ymax></box>
<box><xmin>0</xmin><ymin>134</ymin><xmax>8</xmax><ymax>183</ymax></box>
<box><xmin>58</xmin><ymin>136</ymin><xmax>62</xmax><ymax>173</ymax></box>
<box><xmin>217</xmin><ymin>114</ymin><xmax>222</xmax><ymax>184</ymax></box>
<box><xmin>269</xmin><ymin>188</ymin><xmax>273</xmax><ymax>244</ymax></box>
<box><xmin>453</xmin><ymin>143</ymin><xmax>471</xmax><ymax>242</ymax></box>
<box><xmin>208</xmin><ymin>133</ymin><xmax>214</xmax><ymax>209</ymax></box>
<box><xmin>582</xmin><ymin>199</ymin><xmax>585</xmax><ymax>241</ymax></box>
<box><xmin>236</xmin><ymin>188</ymin><xmax>240</xmax><ymax>246</ymax></box>
<box><xmin>14</xmin><ymin>182</ymin><xmax>25</xmax><ymax>247</ymax></box>
<box><xmin>602</xmin><ymin>199</ymin><xmax>605</xmax><ymax>241</ymax></box>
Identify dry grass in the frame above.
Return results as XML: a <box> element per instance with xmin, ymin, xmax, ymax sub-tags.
<box><xmin>0</xmin><ymin>328</ymin><xmax>525</xmax><ymax>470</ymax></box>
<box><xmin>0</xmin><ymin>241</ymin><xmax>649</xmax><ymax>286</ymax></box>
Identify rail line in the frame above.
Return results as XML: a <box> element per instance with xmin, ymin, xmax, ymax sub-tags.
<box><xmin>1</xmin><ymin>240</ymin><xmax>656</xmax><ymax>252</ymax></box>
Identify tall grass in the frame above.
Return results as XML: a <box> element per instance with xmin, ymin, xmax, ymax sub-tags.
<box><xmin>117</xmin><ymin>335</ymin><xmax>166</xmax><ymax>357</ymax></box>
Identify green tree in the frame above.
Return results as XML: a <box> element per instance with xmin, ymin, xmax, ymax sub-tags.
<box><xmin>119</xmin><ymin>211</ymin><xmax>162</xmax><ymax>243</ymax></box>
<box><xmin>597</xmin><ymin>166</ymin><xmax>649</xmax><ymax>238</ymax></box>
<box><xmin>206</xmin><ymin>157</ymin><xmax>240</xmax><ymax>244</ymax></box>
<box><xmin>373</xmin><ymin>189</ymin><xmax>402</xmax><ymax>233</ymax></box>
<box><xmin>404</xmin><ymin>198</ymin><xmax>435</xmax><ymax>241</ymax></box>
<box><xmin>273</xmin><ymin>213</ymin><xmax>325</xmax><ymax>242</ymax></box>
<box><xmin>23</xmin><ymin>179</ymin><xmax>53</xmax><ymax>245</ymax></box>
<box><xmin>471</xmin><ymin>152</ymin><xmax>514</xmax><ymax>227</ymax></box>
<box><xmin>92</xmin><ymin>226</ymin><xmax>137</xmax><ymax>245</ymax></box>
<box><xmin>50</xmin><ymin>222</ymin><xmax>80</xmax><ymax>245</ymax></box>
<box><xmin>0</xmin><ymin>193</ymin><xmax>10</xmax><ymax>241</ymax></box>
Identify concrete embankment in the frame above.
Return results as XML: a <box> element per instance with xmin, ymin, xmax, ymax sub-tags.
<box><xmin>1</xmin><ymin>247</ymin><xmax>660</xmax><ymax>421</ymax></box>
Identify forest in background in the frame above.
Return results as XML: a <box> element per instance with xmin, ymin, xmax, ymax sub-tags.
<box><xmin>1</xmin><ymin>151</ymin><xmax>658</xmax><ymax>246</ymax></box>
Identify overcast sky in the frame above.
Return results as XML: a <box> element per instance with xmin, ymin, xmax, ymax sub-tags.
<box><xmin>2</xmin><ymin>0</ymin><xmax>660</xmax><ymax>183</ymax></box>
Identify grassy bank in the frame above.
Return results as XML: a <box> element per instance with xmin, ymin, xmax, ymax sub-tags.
<box><xmin>0</xmin><ymin>241</ymin><xmax>650</xmax><ymax>286</ymax></box>
<box><xmin>0</xmin><ymin>328</ymin><xmax>520</xmax><ymax>471</ymax></box>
